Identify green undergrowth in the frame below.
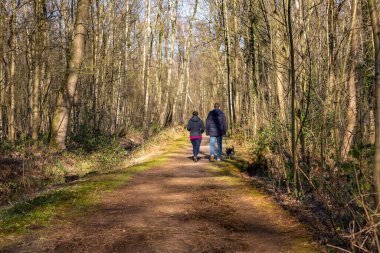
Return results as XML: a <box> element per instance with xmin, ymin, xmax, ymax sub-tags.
<box><xmin>46</xmin><ymin>143</ymin><xmax>124</xmax><ymax>184</ymax></box>
<box><xmin>0</xmin><ymin>135</ymin><xmax>186</xmax><ymax>243</ymax></box>
<box><xmin>0</xmin><ymin>135</ymin><xmax>124</xmax><ymax>206</ymax></box>
<box><xmin>1</xmin><ymin>127</ymin><xmax>186</xmax><ymax>205</ymax></box>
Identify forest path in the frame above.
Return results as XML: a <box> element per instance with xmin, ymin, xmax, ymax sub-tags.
<box><xmin>0</xmin><ymin>138</ymin><xmax>317</xmax><ymax>253</ymax></box>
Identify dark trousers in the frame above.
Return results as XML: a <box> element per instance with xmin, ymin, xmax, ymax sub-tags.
<box><xmin>191</xmin><ymin>138</ymin><xmax>202</xmax><ymax>157</ymax></box>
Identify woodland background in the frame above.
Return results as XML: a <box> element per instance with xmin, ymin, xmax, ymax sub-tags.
<box><xmin>0</xmin><ymin>0</ymin><xmax>379</xmax><ymax>251</ymax></box>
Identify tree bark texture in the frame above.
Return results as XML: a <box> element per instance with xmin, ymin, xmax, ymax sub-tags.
<box><xmin>51</xmin><ymin>0</ymin><xmax>90</xmax><ymax>149</ymax></box>
<box><xmin>8</xmin><ymin>0</ymin><xmax>17</xmax><ymax>142</ymax></box>
<box><xmin>32</xmin><ymin>0</ymin><xmax>46</xmax><ymax>140</ymax></box>
<box><xmin>143</xmin><ymin>0</ymin><xmax>151</xmax><ymax>127</ymax></box>
<box><xmin>222</xmin><ymin>0</ymin><xmax>234</xmax><ymax>133</ymax></box>
<box><xmin>341</xmin><ymin>0</ymin><xmax>359</xmax><ymax>161</ymax></box>
<box><xmin>367</xmin><ymin>0</ymin><xmax>380</xmax><ymax>209</ymax></box>
<box><xmin>0</xmin><ymin>1</ymin><xmax>4</xmax><ymax>138</ymax></box>
<box><xmin>160</xmin><ymin>0</ymin><xmax>178</xmax><ymax>126</ymax></box>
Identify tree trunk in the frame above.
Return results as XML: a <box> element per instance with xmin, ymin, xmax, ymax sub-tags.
<box><xmin>270</xmin><ymin>8</ymin><xmax>286</xmax><ymax>125</ymax></box>
<box><xmin>25</xmin><ymin>23</ymin><xmax>33</xmax><ymax>136</ymax></box>
<box><xmin>249</xmin><ymin>0</ymin><xmax>257</xmax><ymax>136</ymax></box>
<box><xmin>160</xmin><ymin>0</ymin><xmax>178</xmax><ymax>126</ymax></box>
<box><xmin>51</xmin><ymin>0</ymin><xmax>90</xmax><ymax>149</ymax></box>
<box><xmin>321</xmin><ymin>0</ymin><xmax>337</xmax><ymax>173</ymax></box>
<box><xmin>0</xmin><ymin>1</ymin><xmax>4</xmax><ymax>138</ymax></box>
<box><xmin>287</xmin><ymin>0</ymin><xmax>297</xmax><ymax>192</ymax></box>
<box><xmin>367</xmin><ymin>0</ymin><xmax>380</xmax><ymax>209</ymax></box>
<box><xmin>222</xmin><ymin>0</ymin><xmax>234</xmax><ymax>133</ymax></box>
<box><xmin>142</xmin><ymin>0</ymin><xmax>151</xmax><ymax>127</ymax></box>
<box><xmin>40</xmin><ymin>59</ymin><xmax>51</xmax><ymax>134</ymax></box>
<box><xmin>124</xmin><ymin>0</ymin><xmax>130</xmax><ymax>127</ymax></box>
<box><xmin>91</xmin><ymin>4</ymin><xmax>97</xmax><ymax>131</ymax></box>
<box><xmin>154</xmin><ymin>0</ymin><xmax>163</xmax><ymax>121</ymax></box>
<box><xmin>341</xmin><ymin>0</ymin><xmax>359</xmax><ymax>160</ymax></box>
<box><xmin>182</xmin><ymin>0</ymin><xmax>198</xmax><ymax>123</ymax></box>
<box><xmin>327</xmin><ymin>0</ymin><xmax>336</xmax><ymax>95</ymax></box>
<box><xmin>155</xmin><ymin>29</ymin><xmax>163</xmax><ymax>120</ymax></box>
<box><xmin>32</xmin><ymin>0</ymin><xmax>46</xmax><ymax>140</ymax></box>
<box><xmin>8</xmin><ymin>0</ymin><xmax>17</xmax><ymax>142</ymax></box>
<box><xmin>233</xmin><ymin>0</ymin><xmax>238</xmax><ymax>124</ymax></box>
<box><xmin>172</xmin><ymin>44</ymin><xmax>185</xmax><ymax>122</ymax></box>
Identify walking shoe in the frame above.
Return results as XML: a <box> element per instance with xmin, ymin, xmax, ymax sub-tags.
<box><xmin>216</xmin><ymin>157</ymin><xmax>221</xmax><ymax>161</ymax></box>
<box><xmin>210</xmin><ymin>155</ymin><xmax>215</xmax><ymax>162</ymax></box>
<box><xmin>193</xmin><ymin>156</ymin><xmax>198</xmax><ymax>162</ymax></box>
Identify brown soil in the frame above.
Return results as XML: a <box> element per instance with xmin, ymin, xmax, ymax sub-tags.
<box><xmin>0</xmin><ymin>139</ymin><xmax>318</xmax><ymax>253</ymax></box>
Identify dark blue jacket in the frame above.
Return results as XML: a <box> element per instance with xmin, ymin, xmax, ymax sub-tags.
<box><xmin>187</xmin><ymin>116</ymin><xmax>205</xmax><ymax>137</ymax></box>
<box><xmin>206</xmin><ymin>109</ymin><xmax>227</xmax><ymax>137</ymax></box>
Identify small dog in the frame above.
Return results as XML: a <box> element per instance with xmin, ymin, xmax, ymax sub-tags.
<box><xmin>225</xmin><ymin>146</ymin><xmax>235</xmax><ymax>159</ymax></box>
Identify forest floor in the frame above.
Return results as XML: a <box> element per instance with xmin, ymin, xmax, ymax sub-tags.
<box><xmin>0</xmin><ymin>137</ymin><xmax>320</xmax><ymax>253</ymax></box>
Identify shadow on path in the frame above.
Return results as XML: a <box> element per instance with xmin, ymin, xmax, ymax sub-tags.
<box><xmin>0</xmin><ymin>138</ymin><xmax>317</xmax><ymax>253</ymax></box>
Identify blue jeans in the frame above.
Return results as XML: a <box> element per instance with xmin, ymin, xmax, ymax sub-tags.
<box><xmin>210</xmin><ymin>136</ymin><xmax>223</xmax><ymax>158</ymax></box>
<box><xmin>191</xmin><ymin>138</ymin><xmax>202</xmax><ymax>157</ymax></box>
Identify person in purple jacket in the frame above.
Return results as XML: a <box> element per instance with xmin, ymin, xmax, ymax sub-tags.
<box><xmin>187</xmin><ymin>111</ymin><xmax>205</xmax><ymax>162</ymax></box>
<box><xmin>206</xmin><ymin>103</ymin><xmax>227</xmax><ymax>161</ymax></box>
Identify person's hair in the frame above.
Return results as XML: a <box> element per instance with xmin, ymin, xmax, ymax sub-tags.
<box><xmin>192</xmin><ymin>111</ymin><xmax>199</xmax><ymax>116</ymax></box>
<box><xmin>214</xmin><ymin>103</ymin><xmax>220</xmax><ymax>109</ymax></box>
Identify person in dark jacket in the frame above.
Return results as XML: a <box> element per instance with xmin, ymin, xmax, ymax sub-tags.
<box><xmin>187</xmin><ymin>111</ymin><xmax>205</xmax><ymax>162</ymax></box>
<box><xmin>206</xmin><ymin>103</ymin><xmax>227</xmax><ymax>161</ymax></box>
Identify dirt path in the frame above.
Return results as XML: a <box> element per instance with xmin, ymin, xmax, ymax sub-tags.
<box><xmin>0</xmin><ymin>138</ymin><xmax>318</xmax><ymax>253</ymax></box>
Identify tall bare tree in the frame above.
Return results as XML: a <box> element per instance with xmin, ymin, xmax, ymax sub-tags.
<box><xmin>287</xmin><ymin>0</ymin><xmax>297</xmax><ymax>191</ymax></box>
<box><xmin>142</xmin><ymin>0</ymin><xmax>152</xmax><ymax>127</ymax></box>
<box><xmin>160</xmin><ymin>0</ymin><xmax>178</xmax><ymax>126</ymax></box>
<box><xmin>182</xmin><ymin>0</ymin><xmax>198</xmax><ymax>122</ymax></box>
<box><xmin>32</xmin><ymin>0</ymin><xmax>46</xmax><ymax>140</ymax></box>
<box><xmin>7</xmin><ymin>0</ymin><xmax>17</xmax><ymax>142</ymax></box>
<box><xmin>222</xmin><ymin>0</ymin><xmax>234</xmax><ymax>132</ymax></box>
<box><xmin>51</xmin><ymin>0</ymin><xmax>90</xmax><ymax>149</ymax></box>
<box><xmin>367</xmin><ymin>0</ymin><xmax>380</xmax><ymax>209</ymax></box>
<box><xmin>123</xmin><ymin>0</ymin><xmax>131</xmax><ymax>126</ymax></box>
<box><xmin>341</xmin><ymin>0</ymin><xmax>360</xmax><ymax>161</ymax></box>
<box><xmin>0</xmin><ymin>1</ymin><xmax>4</xmax><ymax>138</ymax></box>
<box><xmin>232</xmin><ymin>0</ymin><xmax>238</xmax><ymax>124</ymax></box>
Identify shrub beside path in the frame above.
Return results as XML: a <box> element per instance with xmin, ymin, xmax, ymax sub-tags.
<box><xmin>0</xmin><ymin>138</ymin><xmax>318</xmax><ymax>253</ymax></box>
